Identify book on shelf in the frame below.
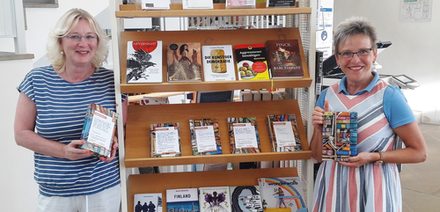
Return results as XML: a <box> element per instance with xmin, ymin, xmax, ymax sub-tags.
<box><xmin>227</xmin><ymin>117</ymin><xmax>261</xmax><ymax>154</ymax></box>
<box><xmin>266</xmin><ymin>0</ymin><xmax>295</xmax><ymax>7</ymax></box>
<box><xmin>134</xmin><ymin>193</ymin><xmax>163</xmax><ymax>212</ymax></box>
<box><xmin>166</xmin><ymin>188</ymin><xmax>200</xmax><ymax>212</ymax></box>
<box><xmin>322</xmin><ymin>111</ymin><xmax>358</xmax><ymax>161</ymax></box>
<box><xmin>189</xmin><ymin>118</ymin><xmax>222</xmax><ymax>155</ymax></box>
<box><xmin>140</xmin><ymin>0</ymin><xmax>170</xmax><ymax>10</ymax></box>
<box><xmin>182</xmin><ymin>0</ymin><xmax>214</xmax><ymax>9</ymax></box>
<box><xmin>230</xmin><ymin>186</ymin><xmax>263</xmax><ymax>212</ymax></box>
<box><xmin>258</xmin><ymin>177</ymin><xmax>307</xmax><ymax>212</ymax></box>
<box><xmin>267</xmin><ymin>114</ymin><xmax>302</xmax><ymax>152</ymax></box>
<box><xmin>226</xmin><ymin>0</ymin><xmax>256</xmax><ymax>8</ymax></box>
<box><xmin>167</xmin><ymin>42</ymin><xmax>203</xmax><ymax>82</ymax></box>
<box><xmin>234</xmin><ymin>44</ymin><xmax>270</xmax><ymax>81</ymax></box>
<box><xmin>202</xmin><ymin>45</ymin><xmax>236</xmax><ymax>82</ymax></box>
<box><xmin>80</xmin><ymin>104</ymin><xmax>117</xmax><ymax>158</ymax></box>
<box><xmin>126</xmin><ymin>40</ymin><xmax>163</xmax><ymax>83</ymax></box>
<box><xmin>315</xmin><ymin>50</ymin><xmax>324</xmax><ymax>100</ymax></box>
<box><xmin>266</xmin><ymin>39</ymin><xmax>304</xmax><ymax>78</ymax></box>
<box><xmin>150</xmin><ymin>122</ymin><xmax>181</xmax><ymax>158</ymax></box>
<box><xmin>199</xmin><ymin>186</ymin><xmax>232</xmax><ymax>212</ymax></box>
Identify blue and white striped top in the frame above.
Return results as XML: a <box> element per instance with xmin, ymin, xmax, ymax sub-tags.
<box><xmin>18</xmin><ymin>65</ymin><xmax>120</xmax><ymax>197</ymax></box>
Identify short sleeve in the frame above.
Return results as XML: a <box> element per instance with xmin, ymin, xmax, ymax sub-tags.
<box><xmin>315</xmin><ymin>88</ymin><xmax>328</xmax><ymax>108</ymax></box>
<box><xmin>17</xmin><ymin>70</ymin><xmax>36</xmax><ymax>102</ymax></box>
<box><xmin>383</xmin><ymin>86</ymin><xmax>415</xmax><ymax>129</ymax></box>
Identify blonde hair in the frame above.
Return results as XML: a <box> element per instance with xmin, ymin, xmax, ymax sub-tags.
<box><xmin>46</xmin><ymin>8</ymin><xmax>109</xmax><ymax>72</ymax></box>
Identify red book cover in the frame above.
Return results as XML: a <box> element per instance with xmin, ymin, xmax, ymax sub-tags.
<box><xmin>266</xmin><ymin>39</ymin><xmax>304</xmax><ymax>78</ymax></box>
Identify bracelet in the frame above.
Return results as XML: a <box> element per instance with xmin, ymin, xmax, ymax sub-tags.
<box><xmin>376</xmin><ymin>152</ymin><xmax>384</xmax><ymax>164</ymax></box>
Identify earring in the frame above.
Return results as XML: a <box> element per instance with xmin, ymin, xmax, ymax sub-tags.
<box><xmin>60</xmin><ymin>51</ymin><xmax>64</xmax><ymax>55</ymax></box>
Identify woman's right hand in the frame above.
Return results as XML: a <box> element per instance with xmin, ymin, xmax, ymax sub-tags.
<box><xmin>63</xmin><ymin>140</ymin><xmax>94</xmax><ymax>160</ymax></box>
<box><xmin>312</xmin><ymin>101</ymin><xmax>329</xmax><ymax>130</ymax></box>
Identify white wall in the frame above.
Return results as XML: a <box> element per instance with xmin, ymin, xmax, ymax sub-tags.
<box><xmin>0</xmin><ymin>1</ymin><xmax>110</xmax><ymax>211</ymax></box>
<box><xmin>334</xmin><ymin>0</ymin><xmax>440</xmax><ymax>124</ymax></box>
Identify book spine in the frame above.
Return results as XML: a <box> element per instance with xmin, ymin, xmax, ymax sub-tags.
<box><xmin>315</xmin><ymin>50</ymin><xmax>324</xmax><ymax>100</ymax></box>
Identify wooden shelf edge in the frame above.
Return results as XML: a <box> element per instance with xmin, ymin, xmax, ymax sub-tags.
<box><xmin>125</xmin><ymin>151</ymin><xmax>311</xmax><ymax>167</ymax></box>
<box><xmin>120</xmin><ymin>78</ymin><xmax>312</xmax><ymax>93</ymax></box>
<box><xmin>116</xmin><ymin>7</ymin><xmax>311</xmax><ymax>18</ymax></box>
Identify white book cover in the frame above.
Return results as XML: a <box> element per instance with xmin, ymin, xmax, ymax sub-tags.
<box><xmin>141</xmin><ymin>0</ymin><xmax>170</xmax><ymax>10</ymax></box>
<box><xmin>166</xmin><ymin>188</ymin><xmax>200</xmax><ymax>212</ymax></box>
<box><xmin>134</xmin><ymin>193</ymin><xmax>163</xmax><ymax>212</ymax></box>
<box><xmin>126</xmin><ymin>40</ymin><xmax>163</xmax><ymax>83</ymax></box>
<box><xmin>202</xmin><ymin>45</ymin><xmax>236</xmax><ymax>82</ymax></box>
<box><xmin>199</xmin><ymin>186</ymin><xmax>232</xmax><ymax>212</ymax></box>
<box><xmin>258</xmin><ymin>177</ymin><xmax>307</xmax><ymax>212</ymax></box>
<box><xmin>182</xmin><ymin>0</ymin><xmax>214</xmax><ymax>9</ymax></box>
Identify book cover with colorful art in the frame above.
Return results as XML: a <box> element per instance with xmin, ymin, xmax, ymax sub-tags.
<box><xmin>167</xmin><ymin>42</ymin><xmax>202</xmax><ymax>82</ymax></box>
<box><xmin>189</xmin><ymin>118</ymin><xmax>222</xmax><ymax>156</ymax></box>
<box><xmin>150</xmin><ymin>122</ymin><xmax>181</xmax><ymax>158</ymax></box>
<box><xmin>80</xmin><ymin>104</ymin><xmax>117</xmax><ymax>158</ymax></box>
<box><xmin>234</xmin><ymin>44</ymin><xmax>270</xmax><ymax>81</ymax></box>
<box><xmin>266</xmin><ymin>40</ymin><xmax>303</xmax><ymax>78</ymax></box>
<box><xmin>322</xmin><ymin>111</ymin><xmax>358</xmax><ymax>160</ymax></box>
<box><xmin>126</xmin><ymin>40</ymin><xmax>163</xmax><ymax>83</ymax></box>
<box><xmin>267</xmin><ymin>114</ymin><xmax>302</xmax><ymax>152</ymax></box>
<box><xmin>199</xmin><ymin>186</ymin><xmax>232</xmax><ymax>212</ymax></box>
<box><xmin>258</xmin><ymin>177</ymin><xmax>307</xmax><ymax>212</ymax></box>
<box><xmin>227</xmin><ymin>117</ymin><xmax>260</xmax><ymax>154</ymax></box>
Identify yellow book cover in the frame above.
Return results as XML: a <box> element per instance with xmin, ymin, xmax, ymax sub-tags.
<box><xmin>234</xmin><ymin>43</ymin><xmax>270</xmax><ymax>81</ymax></box>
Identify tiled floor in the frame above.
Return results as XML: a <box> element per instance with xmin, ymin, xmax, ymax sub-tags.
<box><xmin>401</xmin><ymin>124</ymin><xmax>440</xmax><ymax>212</ymax></box>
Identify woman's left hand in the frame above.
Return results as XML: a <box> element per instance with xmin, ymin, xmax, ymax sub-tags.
<box><xmin>99</xmin><ymin>136</ymin><xmax>119</xmax><ymax>163</ymax></box>
<box><xmin>338</xmin><ymin>152</ymin><xmax>377</xmax><ymax>168</ymax></box>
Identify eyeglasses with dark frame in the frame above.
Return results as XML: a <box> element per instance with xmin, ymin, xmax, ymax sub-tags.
<box><xmin>337</xmin><ymin>48</ymin><xmax>373</xmax><ymax>59</ymax></box>
<box><xmin>64</xmin><ymin>33</ymin><xmax>98</xmax><ymax>42</ymax></box>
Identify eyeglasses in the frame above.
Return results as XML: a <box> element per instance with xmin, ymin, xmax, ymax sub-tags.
<box><xmin>337</xmin><ymin>48</ymin><xmax>373</xmax><ymax>59</ymax></box>
<box><xmin>64</xmin><ymin>33</ymin><xmax>98</xmax><ymax>42</ymax></box>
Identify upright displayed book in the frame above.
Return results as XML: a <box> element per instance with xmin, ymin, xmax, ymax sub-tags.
<box><xmin>267</xmin><ymin>114</ymin><xmax>301</xmax><ymax>152</ymax></box>
<box><xmin>235</xmin><ymin>44</ymin><xmax>270</xmax><ymax>81</ymax></box>
<box><xmin>126</xmin><ymin>40</ymin><xmax>163</xmax><ymax>83</ymax></box>
<box><xmin>230</xmin><ymin>186</ymin><xmax>263</xmax><ymax>212</ymax></box>
<box><xmin>141</xmin><ymin>0</ymin><xmax>170</xmax><ymax>10</ymax></box>
<box><xmin>189</xmin><ymin>118</ymin><xmax>222</xmax><ymax>155</ymax></box>
<box><xmin>227</xmin><ymin>117</ymin><xmax>260</xmax><ymax>154</ymax></box>
<box><xmin>166</xmin><ymin>188</ymin><xmax>200</xmax><ymax>212</ymax></box>
<box><xmin>134</xmin><ymin>193</ymin><xmax>163</xmax><ymax>212</ymax></box>
<box><xmin>266</xmin><ymin>40</ymin><xmax>303</xmax><ymax>78</ymax></box>
<box><xmin>322</xmin><ymin>111</ymin><xmax>358</xmax><ymax>160</ymax></box>
<box><xmin>167</xmin><ymin>42</ymin><xmax>202</xmax><ymax>82</ymax></box>
<box><xmin>202</xmin><ymin>45</ymin><xmax>236</xmax><ymax>82</ymax></box>
<box><xmin>199</xmin><ymin>186</ymin><xmax>232</xmax><ymax>212</ymax></box>
<box><xmin>182</xmin><ymin>0</ymin><xmax>214</xmax><ymax>9</ymax></box>
<box><xmin>80</xmin><ymin>104</ymin><xmax>117</xmax><ymax>158</ymax></box>
<box><xmin>150</xmin><ymin>122</ymin><xmax>181</xmax><ymax>158</ymax></box>
<box><xmin>266</xmin><ymin>0</ymin><xmax>295</xmax><ymax>7</ymax></box>
<box><xmin>258</xmin><ymin>177</ymin><xmax>307</xmax><ymax>212</ymax></box>
<box><xmin>226</xmin><ymin>0</ymin><xmax>256</xmax><ymax>8</ymax></box>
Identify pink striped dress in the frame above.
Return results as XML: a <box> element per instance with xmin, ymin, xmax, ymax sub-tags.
<box><xmin>313</xmin><ymin>79</ymin><xmax>403</xmax><ymax>212</ymax></box>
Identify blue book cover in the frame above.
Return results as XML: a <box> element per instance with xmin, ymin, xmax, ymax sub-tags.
<box><xmin>166</xmin><ymin>188</ymin><xmax>200</xmax><ymax>212</ymax></box>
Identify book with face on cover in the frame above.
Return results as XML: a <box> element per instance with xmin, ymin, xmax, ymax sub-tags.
<box><xmin>266</xmin><ymin>39</ymin><xmax>304</xmax><ymax>78</ymax></box>
<box><xmin>126</xmin><ymin>40</ymin><xmax>163</xmax><ymax>83</ymax></box>
<box><xmin>166</xmin><ymin>188</ymin><xmax>200</xmax><ymax>212</ymax></box>
<box><xmin>189</xmin><ymin>118</ymin><xmax>223</xmax><ymax>155</ymax></box>
<box><xmin>322</xmin><ymin>111</ymin><xmax>358</xmax><ymax>161</ymax></box>
<box><xmin>80</xmin><ymin>103</ymin><xmax>117</xmax><ymax>158</ymax></box>
<box><xmin>202</xmin><ymin>45</ymin><xmax>236</xmax><ymax>82</ymax></box>
<box><xmin>167</xmin><ymin>42</ymin><xmax>202</xmax><ymax>82</ymax></box>
<box><xmin>230</xmin><ymin>186</ymin><xmax>263</xmax><ymax>212</ymax></box>
<box><xmin>227</xmin><ymin>117</ymin><xmax>261</xmax><ymax>154</ymax></box>
<box><xmin>134</xmin><ymin>193</ymin><xmax>163</xmax><ymax>212</ymax></box>
<box><xmin>150</xmin><ymin>122</ymin><xmax>181</xmax><ymax>158</ymax></box>
<box><xmin>267</xmin><ymin>114</ymin><xmax>302</xmax><ymax>152</ymax></box>
<box><xmin>258</xmin><ymin>177</ymin><xmax>307</xmax><ymax>212</ymax></box>
<box><xmin>234</xmin><ymin>44</ymin><xmax>270</xmax><ymax>81</ymax></box>
<box><xmin>199</xmin><ymin>186</ymin><xmax>232</xmax><ymax>212</ymax></box>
